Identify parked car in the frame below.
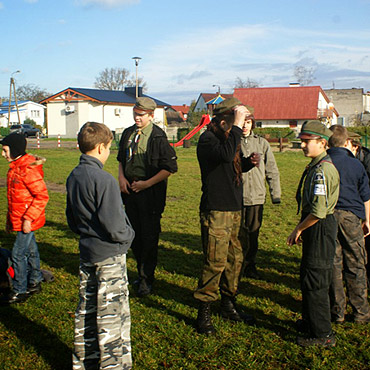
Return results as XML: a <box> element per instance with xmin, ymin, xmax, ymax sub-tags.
<box><xmin>9</xmin><ymin>124</ymin><xmax>40</xmax><ymax>138</ymax></box>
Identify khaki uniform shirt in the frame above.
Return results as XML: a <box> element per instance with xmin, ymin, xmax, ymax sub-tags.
<box><xmin>302</xmin><ymin>151</ymin><xmax>340</xmax><ymax>219</ymax></box>
<box><xmin>125</xmin><ymin>122</ymin><xmax>153</xmax><ymax>180</ymax></box>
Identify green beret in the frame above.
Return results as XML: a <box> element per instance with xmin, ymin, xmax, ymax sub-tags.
<box><xmin>299</xmin><ymin>120</ymin><xmax>333</xmax><ymax>141</ymax></box>
<box><xmin>213</xmin><ymin>97</ymin><xmax>242</xmax><ymax>116</ymax></box>
<box><xmin>134</xmin><ymin>97</ymin><xmax>157</xmax><ymax>112</ymax></box>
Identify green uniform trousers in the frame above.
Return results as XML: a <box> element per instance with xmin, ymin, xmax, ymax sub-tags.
<box><xmin>194</xmin><ymin>210</ymin><xmax>244</xmax><ymax>302</ymax></box>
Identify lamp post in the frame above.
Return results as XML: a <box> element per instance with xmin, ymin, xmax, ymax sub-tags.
<box><xmin>213</xmin><ymin>84</ymin><xmax>220</xmax><ymax>95</ymax></box>
<box><xmin>132</xmin><ymin>56</ymin><xmax>142</xmax><ymax>98</ymax></box>
<box><xmin>8</xmin><ymin>70</ymin><xmax>21</xmax><ymax>126</ymax></box>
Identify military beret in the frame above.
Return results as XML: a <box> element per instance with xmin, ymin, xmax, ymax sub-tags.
<box><xmin>134</xmin><ymin>97</ymin><xmax>157</xmax><ymax>112</ymax></box>
<box><xmin>213</xmin><ymin>97</ymin><xmax>242</xmax><ymax>116</ymax></box>
<box><xmin>299</xmin><ymin>120</ymin><xmax>333</xmax><ymax>141</ymax></box>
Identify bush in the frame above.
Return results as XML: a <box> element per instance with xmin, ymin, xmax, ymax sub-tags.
<box><xmin>0</xmin><ymin>127</ymin><xmax>10</xmax><ymax>137</ymax></box>
<box><xmin>253</xmin><ymin>128</ymin><xmax>296</xmax><ymax>140</ymax></box>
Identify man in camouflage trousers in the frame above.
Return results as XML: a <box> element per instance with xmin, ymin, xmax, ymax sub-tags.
<box><xmin>66</xmin><ymin>122</ymin><xmax>134</xmax><ymax>369</ymax></box>
<box><xmin>327</xmin><ymin>125</ymin><xmax>370</xmax><ymax>324</ymax></box>
<box><xmin>194</xmin><ymin>98</ymin><xmax>259</xmax><ymax>335</ymax></box>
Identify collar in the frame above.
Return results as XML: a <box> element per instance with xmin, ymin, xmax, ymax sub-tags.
<box><xmin>309</xmin><ymin>150</ymin><xmax>327</xmax><ymax>168</ymax></box>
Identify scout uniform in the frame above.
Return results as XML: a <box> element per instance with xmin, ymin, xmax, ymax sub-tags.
<box><xmin>117</xmin><ymin>97</ymin><xmax>177</xmax><ymax>297</ymax></box>
<box><xmin>295</xmin><ymin>121</ymin><xmax>339</xmax><ymax>347</ymax></box>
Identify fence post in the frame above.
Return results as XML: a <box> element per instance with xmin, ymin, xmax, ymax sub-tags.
<box><xmin>57</xmin><ymin>134</ymin><xmax>61</xmax><ymax>148</ymax></box>
<box><xmin>37</xmin><ymin>132</ymin><xmax>40</xmax><ymax>149</ymax></box>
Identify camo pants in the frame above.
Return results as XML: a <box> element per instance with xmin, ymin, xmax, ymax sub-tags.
<box><xmin>330</xmin><ymin>210</ymin><xmax>370</xmax><ymax>321</ymax></box>
<box><xmin>194</xmin><ymin>210</ymin><xmax>244</xmax><ymax>302</ymax></box>
<box><xmin>73</xmin><ymin>254</ymin><xmax>132</xmax><ymax>370</ymax></box>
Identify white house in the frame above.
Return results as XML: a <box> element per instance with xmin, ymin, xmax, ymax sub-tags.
<box><xmin>40</xmin><ymin>87</ymin><xmax>170</xmax><ymax>138</ymax></box>
<box><xmin>0</xmin><ymin>100</ymin><xmax>46</xmax><ymax>127</ymax></box>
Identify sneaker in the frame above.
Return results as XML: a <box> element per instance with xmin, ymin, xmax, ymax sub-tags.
<box><xmin>354</xmin><ymin>314</ymin><xmax>370</xmax><ymax>324</ymax></box>
<box><xmin>331</xmin><ymin>315</ymin><xmax>345</xmax><ymax>324</ymax></box>
<box><xmin>296</xmin><ymin>333</ymin><xmax>336</xmax><ymax>347</ymax></box>
<box><xmin>0</xmin><ymin>292</ymin><xmax>28</xmax><ymax>305</ymax></box>
<box><xmin>27</xmin><ymin>282</ymin><xmax>42</xmax><ymax>296</ymax></box>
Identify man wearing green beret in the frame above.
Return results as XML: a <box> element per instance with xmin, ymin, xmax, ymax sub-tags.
<box><xmin>117</xmin><ymin>97</ymin><xmax>178</xmax><ymax>297</ymax></box>
<box><xmin>194</xmin><ymin>97</ymin><xmax>259</xmax><ymax>335</ymax></box>
<box><xmin>287</xmin><ymin>120</ymin><xmax>339</xmax><ymax>347</ymax></box>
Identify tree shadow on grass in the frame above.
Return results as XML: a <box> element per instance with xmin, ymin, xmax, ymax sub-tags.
<box><xmin>0</xmin><ymin>305</ymin><xmax>72</xmax><ymax>370</ymax></box>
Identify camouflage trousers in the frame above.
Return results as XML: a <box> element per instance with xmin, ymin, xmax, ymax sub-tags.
<box><xmin>194</xmin><ymin>210</ymin><xmax>244</xmax><ymax>302</ymax></box>
<box><xmin>73</xmin><ymin>254</ymin><xmax>132</xmax><ymax>370</ymax></box>
<box><xmin>330</xmin><ymin>210</ymin><xmax>370</xmax><ymax>321</ymax></box>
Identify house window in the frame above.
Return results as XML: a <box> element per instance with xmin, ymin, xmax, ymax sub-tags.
<box><xmin>256</xmin><ymin>122</ymin><xmax>262</xmax><ymax>128</ymax></box>
<box><xmin>289</xmin><ymin>120</ymin><xmax>298</xmax><ymax>128</ymax></box>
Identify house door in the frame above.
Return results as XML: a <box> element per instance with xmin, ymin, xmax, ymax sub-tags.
<box><xmin>65</xmin><ymin>104</ymin><xmax>79</xmax><ymax>138</ymax></box>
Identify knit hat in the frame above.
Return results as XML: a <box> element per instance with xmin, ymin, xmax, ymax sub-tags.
<box><xmin>299</xmin><ymin>120</ymin><xmax>333</xmax><ymax>141</ymax></box>
<box><xmin>134</xmin><ymin>97</ymin><xmax>157</xmax><ymax>112</ymax></box>
<box><xmin>0</xmin><ymin>132</ymin><xmax>27</xmax><ymax>158</ymax></box>
<box><xmin>213</xmin><ymin>97</ymin><xmax>242</xmax><ymax>116</ymax></box>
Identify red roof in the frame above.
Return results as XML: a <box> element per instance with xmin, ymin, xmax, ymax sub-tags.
<box><xmin>171</xmin><ymin>104</ymin><xmax>190</xmax><ymax>114</ymax></box>
<box><xmin>234</xmin><ymin>86</ymin><xmax>332</xmax><ymax>120</ymax></box>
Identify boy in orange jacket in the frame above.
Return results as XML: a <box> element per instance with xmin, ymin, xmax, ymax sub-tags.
<box><xmin>0</xmin><ymin>132</ymin><xmax>49</xmax><ymax>304</ymax></box>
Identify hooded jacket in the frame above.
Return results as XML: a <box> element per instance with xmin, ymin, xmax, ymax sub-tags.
<box><xmin>6</xmin><ymin>153</ymin><xmax>49</xmax><ymax>231</ymax></box>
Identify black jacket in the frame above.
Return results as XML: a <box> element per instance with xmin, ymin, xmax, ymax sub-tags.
<box><xmin>197</xmin><ymin>126</ymin><xmax>254</xmax><ymax>212</ymax></box>
<box><xmin>117</xmin><ymin>124</ymin><xmax>178</xmax><ymax>214</ymax></box>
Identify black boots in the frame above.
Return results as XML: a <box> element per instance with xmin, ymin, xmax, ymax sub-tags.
<box><xmin>220</xmin><ymin>295</ymin><xmax>255</xmax><ymax>325</ymax></box>
<box><xmin>196</xmin><ymin>302</ymin><xmax>216</xmax><ymax>335</ymax></box>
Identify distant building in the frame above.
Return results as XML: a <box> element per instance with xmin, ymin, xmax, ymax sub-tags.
<box><xmin>233</xmin><ymin>86</ymin><xmax>338</xmax><ymax>130</ymax></box>
<box><xmin>324</xmin><ymin>88</ymin><xmax>370</xmax><ymax>126</ymax></box>
<box><xmin>0</xmin><ymin>100</ymin><xmax>45</xmax><ymax>128</ymax></box>
<box><xmin>40</xmin><ymin>87</ymin><xmax>170</xmax><ymax>138</ymax></box>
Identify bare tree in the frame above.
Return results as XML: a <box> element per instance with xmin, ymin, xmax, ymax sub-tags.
<box><xmin>234</xmin><ymin>76</ymin><xmax>260</xmax><ymax>88</ymax></box>
<box><xmin>293</xmin><ymin>66</ymin><xmax>315</xmax><ymax>86</ymax></box>
<box><xmin>16</xmin><ymin>84</ymin><xmax>50</xmax><ymax>102</ymax></box>
<box><xmin>94</xmin><ymin>67</ymin><xmax>147</xmax><ymax>91</ymax></box>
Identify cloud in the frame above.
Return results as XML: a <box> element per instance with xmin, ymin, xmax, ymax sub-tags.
<box><xmin>24</xmin><ymin>0</ymin><xmax>38</xmax><ymax>3</ymax></box>
<box><xmin>142</xmin><ymin>22</ymin><xmax>370</xmax><ymax>103</ymax></box>
<box><xmin>76</xmin><ymin>0</ymin><xmax>140</xmax><ymax>8</ymax></box>
<box><xmin>0</xmin><ymin>2</ymin><xmax>3</xmax><ymax>10</ymax></box>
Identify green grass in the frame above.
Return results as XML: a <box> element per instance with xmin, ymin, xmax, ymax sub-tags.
<box><xmin>0</xmin><ymin>147</ymin><xmax>369</xmax><ymax>369</ymax></box>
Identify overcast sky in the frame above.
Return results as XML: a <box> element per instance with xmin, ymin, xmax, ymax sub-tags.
<box><xmin>1</xmin><ymin>0</ymin><xmax>370</xmax><ymax>105</ymax></box>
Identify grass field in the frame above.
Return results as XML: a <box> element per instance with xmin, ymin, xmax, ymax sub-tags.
<box><xmin>0</xmin><ymin>145</ymin><xmax>369</xmax><ymax>369</ymax></box>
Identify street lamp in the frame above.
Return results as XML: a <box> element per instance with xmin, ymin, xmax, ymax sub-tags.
<box><xmin>213</xmin><ymin>84</ymin><xmax>220</xmax><ymax>95</ymax></box>
<box><xmin>8</xmin><ymin>70</ymin><xmax>21</xmax><ymax>126</ymax></box>
<box><xmin>132</xmin><ymin>56</ymin><xmax>142</xmax><ymax>98</ymax></box>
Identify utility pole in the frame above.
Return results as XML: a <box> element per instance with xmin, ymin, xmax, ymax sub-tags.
<box><xmin>8</xmin><ymin>70</ymin><xmax>21</xmax><ymax>126</ymax></box>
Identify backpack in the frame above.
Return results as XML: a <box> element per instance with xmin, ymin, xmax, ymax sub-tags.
<box><xmin>0</xmin><ymin>248</ymin><xmax>14</xmax><ymax>294</ymax></box>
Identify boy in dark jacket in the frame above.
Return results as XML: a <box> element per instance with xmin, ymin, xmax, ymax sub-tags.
<box><xmin>66</xmin><ymin>122</ymin><xmax>135</xmax><ymax>369</ymax></box>
<box><xmin>117</xmin><ymin>97</ymin><xmax>177</xmax><ymax>297</ymax></box>
<box><xmin>327</xmin><ymin>125</ymin><xmax>370</xmax><ymax>324</ymax></box>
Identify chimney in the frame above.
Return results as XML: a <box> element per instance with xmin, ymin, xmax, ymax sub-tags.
<box><xmin>289</xmin><ymin>82</ymin><xmax>301</xmax><ymax>87</ymax></box>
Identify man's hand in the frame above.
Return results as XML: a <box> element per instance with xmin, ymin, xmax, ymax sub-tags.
<box><xmin>362</xmin><ymin>220</ymin><xmax>370</xmax><ymax>237</ymax></box>
<box><xmin>233</xmin><ymin>105</ymin><xmax>250</xmax><ymax>129</ymax></box>
<box><xmin>119</xmin><ymin>175</ymin><xmax>131</xmax><ymax>194</ymax></box>
<box><xmin>249</xmin><ymin>152</ymin><xmax>261</xmax><ymax>167</ymax></box>
<box><xmin>131</xmin><ymin>180</ymin><xmax>149</xmax><ymax>193</ymax></box>
<box><xmin>287</xmin><ymin>227</ymin><xmax>302</xmax><ymax>246</ymax></box>
<box><xmin>22</xmin><ymin>219</ymin><xmax>32</xmax><ymax>234</ymax></box>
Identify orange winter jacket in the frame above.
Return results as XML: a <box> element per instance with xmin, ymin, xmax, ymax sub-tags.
<box><xmin>6</xmin><ymin>154</ymin><xmax>49</xmax><ymax>232</ymax></box>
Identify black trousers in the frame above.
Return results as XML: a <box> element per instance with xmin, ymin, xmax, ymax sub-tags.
<box><xmin>300</xmin><ymin>214</ymin><xmax>337</xmax><ymax>338</ymax></box>
<box><xmin>123</xmin><ymin>189</ymin><xmax>161</xmax><ymax>283</ymax></box>
<box><xmin>241</xmin><ymin>204</ymin><xmax>264</xmax><ymax>269</ymax></box>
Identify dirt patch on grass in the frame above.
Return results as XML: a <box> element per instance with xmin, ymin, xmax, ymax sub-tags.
<box><xmin>0</xmin><ymin>177</ymin><xmax>66</xmax><ymax>194</ymax></box>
